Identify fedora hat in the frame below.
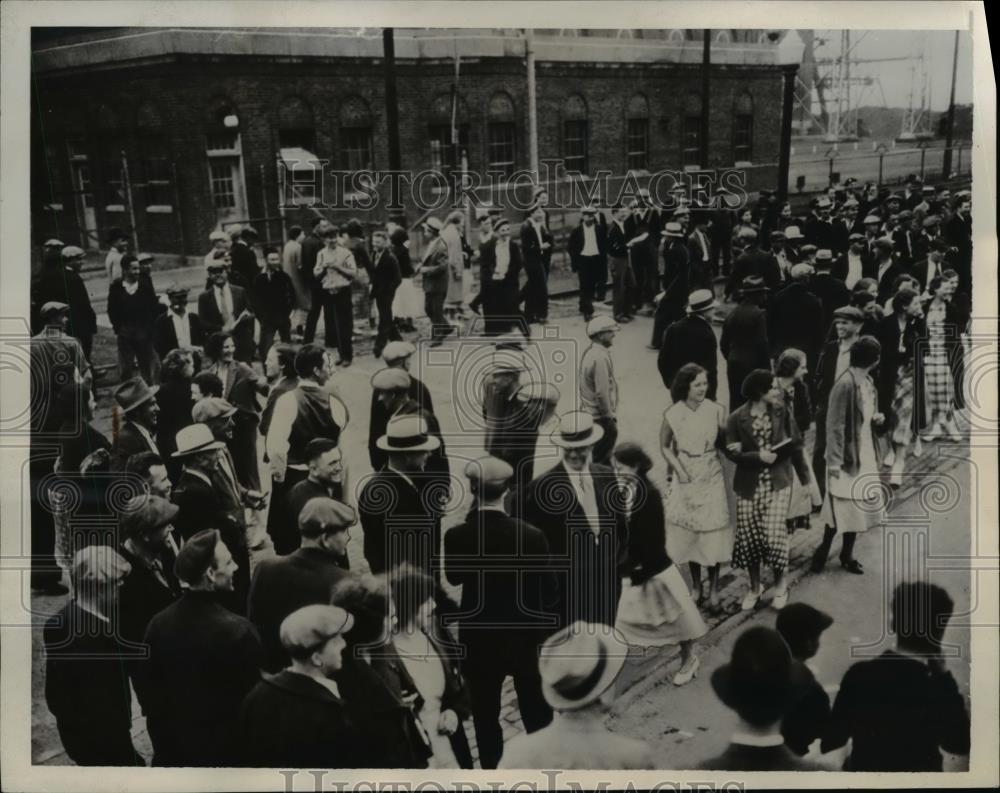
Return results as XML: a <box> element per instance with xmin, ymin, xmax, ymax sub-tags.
<box><xmin>783</xmin><ymin>225</ymin><xmax>804</xmax><ymax>241</ymax></box>
<box><xmin>423</xmin><ymin>216</ymin><xmax>444</xmax><ymax>233</ymax></box>
<box><xmin>376</xmin><ymin>414</ymin><xmax>441</xmax><ymax>453</ymax></box>
<box><xmin>172</xmin><ymin>423</ymin><xmax>226</xmax><ymax>458</ymax></box>
<box><xmin>39</xmin><ymin>301</ymin><xmax>70</xmax><ymax>318</ymax></box>
<box><xmin>381</xmin><ymin>340</ymin><xmax>416</xmax><ymax>362</ymax></box>
<box><xmin>464</xmin><ymin>455</ymin><xmax>514</xmax><ymax>487</ymax></box>
<box><xmin>371</xmin><ymin>367</ymin><xmax>412</xmax><ymax>392</ymax></box>
<box><xmin>661</xmin><ymin>221</ymin><xmax>684</xmax><ymax>238</ymax></box>
<box><xmin>115</xmin><ymin>377</ymin><xmax>159</xmax><ymax>414</ymax></box>
<box><xmin>539</xmin><ymin>622</ymin><xmax>629</xmax><ymax>711</ymax></box>
<box><xmin>191</xmin><ymin>397</ymin><xmax>237</xmax><ymax>423</ymax></box>
<box><xmin>515</xmin><ymin>382</ymin><xmax>561</xmax><ymax>405</ymax></box>
<box><xmin>685</xmin><ymin>289</ymin><xmax>717</xmax><ymax>315</ymax></box>
<box><xmin>490</xmin><ymin>350</ymin><xmax>528</xmax><ymax>373</ymax></box>
<box><xmin>739</xmin><ymin>275</ymin><xmax>769</xmax><ymax>295</ymax></box>
<box><xmin>710</xmin><ymin>626</ymin><xmax>810</xmax><ymax>725</ymax></box>
<box><xmin>550</xmin><ymin>411</ymin><xmax>604</xmax><ymax>449</ymax></box>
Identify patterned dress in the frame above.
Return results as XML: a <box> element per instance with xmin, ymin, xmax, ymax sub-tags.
<box><xmin>924</xmin><ymin>300</ymin><xmax>954</xmax><ymax>422</ymax></box>
<box><xmin>663</xmin><ymin>400</ymin><xmax>733</xmax><ymax>566</ymax></box>
<box><xmin>731</xmin><ymin>410</ymin><xmax>793</xmax><ymax>570</ymax></box>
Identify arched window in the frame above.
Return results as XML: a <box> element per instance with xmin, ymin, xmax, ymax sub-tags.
<box><xmin>136</xmin><ymin>100</ymin><xmax>172</xmax><ymax>209</ymax></box>
<box><xmin>339</xmin><ymin>95</ymin><xmax>373</xmax><ymax>172</ymax></box>
<box><xmin>667</xmin><ymin>29</ymin><xmax>686</xmax><ymax>43</ymax></box>
<box><xmin>733</xmin><ymin>92</ymin><xmax>754</xmax><ymax>164</ymax></box>
<box><xmin>713</xmin><ymin>30</ymin><xmax>732</xmax><ymax>45</ymax></box>
<box><xmin>682</xmin><ymin>92</ymin><xmax>703</xmax><ymax>168</ymax></box>
<box><xmin>278</xmin><ymin>95</ymin><xmax>316</xmax><ymax>151</ymax></box>
<box><xmin>626</xmin><ymin>94</ymin><xmax>650</xmax><ymax>172</ymax></box>
<box><xmin>428</xmin><ymin>92</ymin><xmax>469</xmax><ymax>172</ymax></box>
<box><xmin>562</xmin><ymin>94</ymin><xmax>589</xmax><ymax>175</ymax></box>
<box><xmin>486</xmin><ymin>91</ymin><xmax>516</xmax><ymax>177</ymax></box>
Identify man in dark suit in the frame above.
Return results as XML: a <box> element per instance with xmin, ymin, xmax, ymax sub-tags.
<box><xmin>472</xmin><ymin>216</ymin><xmax>523</xmax><ymax>335</ymax></box>
<box><xmin>359</xmin><ymin>414</ymin><xmax>442</xmax><ymax>576</ymax></box>
<box><xmin>519</xmin><ymin>205</ymin><xmax>552</xmax><ymax>323</ymax></box>
<box><xmin>728</xmin><ymin>228</ymin><xmax>782</xmax><ymax>296</ymax></box>
<box><xmin>198</xmin><ymin>262</ymin><xmax>255</xmax><ymax>363</ymax></box>
<box><xmin>721</xmin><ymin>276</ymin><xmax>772</xmax><ymax>410</ymax></box>
<box><xmin>628</xmin><ymin>193</ymin><xmax>660</xmax><ymax>313</ymax></box>
<box><xmin>301</xmin><ymin>217</ymin><xmax>330</xmax><ymax>344</ymax></box>
<box><xmin>248</xmin><ymin>498</ymin><xmax>354</xmax><ymax>672</ymax></box>
<box><xmin>709</xmin><ymin>188</ymin><xmax>736</xmax><ymax>279</ymax></box>
<box><xmin>153</xmin><ymin>286</ymin><xmax>205</xmax><ymax>360</ymax></box>
<box><xmin>803</xmin><ymin>196</ymin><xmax>837</xmax><ymax>252</ymax></box>
<box><xmin>891</xmin><ymin>209</ymin><xmax>918</xmax><ymax>270</ymax></box>
<box><xmin>808</xmin><ymin>252</ymin><xmax>851</xmax><ymax>338</ymax></box>
<box><xmin>369</xmin><ymin>228</ymin><xmax>402</xmax><ymax>358</ymax></box>
<box><xmin>367</xmin><ymin>342</ymin><xmax>433</xmax><ymax>470</ymax></box>
<box><xmin>768</xmin><ymin>263</ymin><xmax>825</xmax><ymax>371</ymax></box>
<box><xmin>658</xmin><ymin>290</ymin><xmax>719</xmax><ymax>399</ymax></box>
<box><xmin>444</xmin><ymin>457</ymin><xmax>556</xmax><ymax>769</ymax></box>
<box><xmin>567</xmin><ymin>204</ymin><xmax>607</xmax><ymax>321</ymax></box>
<box><xmin>44</xmin><ymin>547</ymin><xmax>144</xmax><ymax>766</ymax></box>
<box><xmin>686</xmin><ymin>208</ymin><xmax>713</xmax><ymax>289</ymax></box>
<box><xmin>944</xmin><ymin>195</ymin><xmax>972</xmax><ymax>294</ymax></box>
<box><xmin>143</xmin><ymin>529</ymin><xmax>264</xmax><ymax>767</ymax></box>
<box><xmin>872</xmin><ymin>237</ymin><xmax>903</xmax><ymax>305</ymax></box>
<box><xmin>253</xmin><ymin>247</ymin><xmax>295</xmax><ymax>361</ymax></box>
<box><xmin>651</xmin><ymin>222</ymin><xmax>691</xmax><ymax>349</ymax></box>
<box><xmin>227</xmin><ymin>225</ymin><xmax>261</xmax><ymax>292</ymax></box>
<box><xmin>112</xmin><ymin>376</ymin><xmax>161</xmax><ymax>467</ymax></box>
<box><xmin>285</xmin><ymin>439</ymin><xmax>348</xmax><ymax>543</ymax></box>
<box><xmin>36</xmin><ymin>246</ymin><xmax>98</xmax><ymax>361</ymax></box>
<box><xmin>513</xmin><ymin>412</ymin><xmax>628</xmax><ymax>631</ymax></box>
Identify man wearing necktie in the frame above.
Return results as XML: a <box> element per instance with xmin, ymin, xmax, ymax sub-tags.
<box><xmin>198</xmin><ymin>263</ymin><xmax>254</xmax><ymax>363</ymax></box>
<box><xmin>515</xmin><ymin>412</ymin><xmax>628</xmax><ymax>632</ymax></box>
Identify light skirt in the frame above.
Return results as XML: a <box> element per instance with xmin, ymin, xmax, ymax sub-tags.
<box><xmin>615</xmin><ymin>565</ymin><xmax>709</xmax><ymax>647</ymax></box>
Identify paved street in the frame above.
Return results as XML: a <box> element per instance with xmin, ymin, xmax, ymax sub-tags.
<box><xmin>30</xmin><ymin>291</ymin><xmax>972</xmax><ymax>767</ymax></box>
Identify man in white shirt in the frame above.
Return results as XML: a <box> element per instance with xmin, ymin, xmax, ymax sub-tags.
<box><xmin>153</xmin><ymin>286</ymin><xmax>205</xmax><ymax>361</ymax></box>
<box><xmin>203</xmin><ymin>230</ymin><xmax>231</xmax><ymax>269</ymax></box>
<box><xmin>844</xmin><ymin>233</ymin><xmax>866</xmax><ymax>289</ymax></box>
<box><xmin>105</xmin><ymin>228</ymin><xmax>129</xmax><ymax>281</ymax></box>
<box><xmin>579</xmin><ymin>316</ymin><xmax>620</xmax><ymax>465</ymax></box>
<box><xmin>567</xmin><ymin>204</ymin><xmax>607</xmax><ymax>321</ymax></box>
<box><xmin>312</xmin><ymin>228</ymin><xmax>358</xmax><ymax>366</ymax></box>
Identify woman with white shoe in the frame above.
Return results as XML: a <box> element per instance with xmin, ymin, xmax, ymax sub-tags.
<box><xmin>612</xmin><ymin>442</ymin><xmax>707</xmax><ymax>686</ymax></box>
<box><xmin>725</xmin><ymin>370</ymin><xmax>810</xmax><ymax>612</ymax></box>
<box><xmin>877</xmin><ymin>288</ymin><xmax>927</xmax><ymax>488</ymax></box>
<box><xmin>922</xmin><ymin>276</ymin><xmax>964</xmax><ymax>443</ymax></box>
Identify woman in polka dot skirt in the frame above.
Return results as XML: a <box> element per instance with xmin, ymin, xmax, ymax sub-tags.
<box><xmin>725</xmin><ymin>369</ymin><xmax>811</xmax><ymax>612</ymax></box>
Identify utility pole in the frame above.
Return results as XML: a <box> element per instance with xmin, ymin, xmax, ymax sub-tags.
<box><xmin>777</xmin><ymin>63</ymin><xmax>799</xmax><ymax>202</ymax></box>
<box><xmin>525</xmin><ymin>29</ymin><xmax>539</xmax><ymax>180</ymax></box>
<box><xmin>383</xmin><ymin>28</ymin><xmax>403</xmax><ymax>222</ymax></box>
<box><xmin>942</xmin><ymin>29</ymin><xmax>960</xmax><ymax>178</ymax></box>
<box><xmin>700</xmin><ymin>30</ymin><xmax>710</xmax><ymax>169</ymax></box>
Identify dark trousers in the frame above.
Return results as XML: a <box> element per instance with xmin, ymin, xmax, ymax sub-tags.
<box><xmin>374</xmin><ymin>290</ymin><xmax>401</xmax><ymax>356</ymax></box>
<box><xmin>258</xmin><ymin>317</ymin><xmax>291</xmax><ymax>362</ymax></box>
<box><xmin>577</xmin><ymin>255</ymin><xmax>603</xmax><ymax>318</ymax></box>
<box><xmin>424</xmin><ymin>291</ymin><xmax>448</xmax><ymax>339</ymax></box>
<box><xmin>595</xmin><ymin>256</ymin><xmax>608</xmax><ymax>301</ymax></box>
<box><xmin>651</xmin><ymin>300</ymin><xmax>680</xmax><ymax>350</ymax></box>
<box><xmin>57</xmin><ymin>720</ymin><xmax>145</xmax><ymax>767</ymax></box>
<box><xmin>229</xmin><ymin>415</ymin><xmax>261</xmax><ymax>492</ymax></box>
<box><xmin>30</xmin><ymin>455</ymin><xmax>61</xmax><ymax>589</ymax></box>
<box><xmin>266</xmin><ymin>467</ymin><xmax>308</xmax><ymax>555</ymax></box>
<box><xmin>592</xmin><ymin>415</ymin><xmax>618</xmax><ymax>465</ymax></box>
<box><xmin>712</xmin><ymin>237</ymin><xmax>733</xmax><ymax>276</ymax></box>
<box><xmin>464</xmin><ymin>637</ymin><xmax>553</xmax><ymax>770</ymax></box>
<box><xmin>813</xmin><ymin>411</ymin><xmax>827</xmax><ymax>500</ymax></box>
<box><xmin>520</xmin><ymin>260</ymin><xmax>548</xmax><ymax>322</ymax></box>
<box><xmin>302</xmin><ymin>282</ymin><xmax>325</xmax><ymax>343</ymax></box>
<box><xmin>727</xmin><ymin>360</ymin><xmax>756</xmax><ymax>411</ymax></box>
<box><xmin>117</xmin><ymin>331</ymin><xmax>155</xmax><ymax>384</ymax></box>
<box><xmin>610</xmin><ymin>256</ymin><xmax>635</xmax><ymax>320</ymax></box>
<box><xmin>322</xmin><ymin>289</ymin><xmax>354</xmax><ymax>362</ymax></box>
<box><xmin>632</xmin><ymin>255</ymin><xmax>656</xmax><ymax>310</ymax></box>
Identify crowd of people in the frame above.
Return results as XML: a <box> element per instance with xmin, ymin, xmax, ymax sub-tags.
<box><xmin>29</xmin><ymin>171</ymin><xmax>972</xmax><ymax>771</ymax></box>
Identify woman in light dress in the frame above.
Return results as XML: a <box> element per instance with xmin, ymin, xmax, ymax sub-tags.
<box><xmin>389</xmin><ymin>566</ymin><xmax>473</xmax><ymax>769</ymax></box>
<box><xmin>660</xmin><ymin>363</ymin><xmax>733</xmax><ymax>612</ymax></box>
<box><xmin>612</xmin><ymin>442</ymin><xmax>708</xmax><ymax>686</ymax></box>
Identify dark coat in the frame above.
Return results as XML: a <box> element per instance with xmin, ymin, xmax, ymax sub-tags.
<box><xmin>368</xmin><ymin>374</ymin><xmax>434</xmax><ymax>470</ymax></box>
<box><xmin>107</xmin><ymin>277</ymin><xmax>160</xmax><ymax>336</ymax></box>
<box><xmin>419</xmin><ymin>237</ymin><xmax>449</xmax><ymax>295</ymax></box>
<box><xmin>252</xmin><ymin>269</ymin><xmax>296</xmax><ymax>325</ymax></box>
<box><xmin>237</xmin><ymin>670</ymin><xmax>368</xmax><ymax>768</ymax></box>
<box><xmin>44</xmin><ymin>602</ymin><xmax>143</xmax><ymax>766</ymax></box>
<box><xmin>286</xmin><ymin>477</ymin><xmax>346</xmax><ymax>532</ymax></box>
<box><xmin>520</xmin><ymin>219</ymin><xmax>553</xmax><ymax>272</ymax></box>
<box><xmin>658</xmin><ymin>314</ymin><xmax>719</xmax><ymax>399</ymax></box>
<box><xmin>812</xmin><ymin>339</ymin><xmax>845</xmax><ymax>420</ymax></box>
<box><xmin>152</xmin><ymin>311</ymin><xmax>205</xmax><ymax>360</ymax></box>
<box><xmin>228</xmin><ymin>241</ymin><xmax>260</xmax><ymax>292</ymax></box>
<box><xmin>143</xmin><ymin>591</ymin><xmax>263</xmax><ymax>766</ymax></box>
<box><xmin>660</xmin><ymin>239</ymin><xmax>691</xmax><ymax>322</ymax></box>
<box><xmin>472</xmin><ymin>238</ymin><xmax>523</xmax><ymax>332</ymax></box>
<box><xmin>444</xmin><ymin>507</ymin><xmax>557</xmax><ymax>641</ymax></box>
<box><xmin>58</xmin><ymin>420</ymin><xmax>111</xmax><ymax>474</ymax></box>
<box><xmin>729</xmin><ymin>248</ymin><xmax>782</xmax><ymax>295</ymax></box>
<box><xmin>822</xmin><ymin>650</ymin><xmax>970</xmax><ymax>771</ymax></box>
<box><xmin>698</xmin><ymin>743</ymin><xmax>825</xmax><ymax>771</ymax></box>
<box><xmin>877</xmin><ymin>313</ymin><xmax>928</xmax><ymax>435</ymax></box>
<box><xmin>619</xmin><ymin>476</ymin><xmax>672</xmax><ymax>585</ymax></box>
<box><xmin>567</xmin><ymin>220</ymin><xmax>607</xmax><ymax>269</ymax></box>
<box><xmin>768</xmin><ymin>281</ymin><xmax>826</xmax><ymax>365</ymax></box>
<box><xmin>155</xmin><ymin>379</ymin><xmax>194</xmax><ymax>477</ymax></box>
<box><xmin>803</xmin><ymin>214</ymin><xmax>837</xmax><ymax>251</ymax></box>
<box><xmin>725</xmin><ymin>402</ymin><xmax>809</xmax><ymax>499</ymax></box>
<box><xmin>808</xmin><ymin>273</ymin><xmax>851</xmax><ymax>338</ymax></box>
<box><xmin>360</xmin><ymin>467</ymin><xmax>436</xmax><ymax>576</ymax></box>
<box><xmin>721</xmin><ymin>303</ymin><xmax>771</xmax><ymax>370</ymax></box>
<box><xmin>874</xmin><ymin>261</ymin><xmax>905</xmax><ymax>306</ymax></box>
<box><xmin>260</xmin><ymin>375</ymin><xmax>298</xmax><ymax>439</ymax></box>
<box><xmin>197</xmin><ymin>284</ymin><xmax>254</xmax><ymax>362</ymax></box>
<box><xmin>299</xmin><ymin>232</ymin><xmax>325</xmax><ymax>286</ymax></box>
<box><xmin>38</xmin><ymin>265</ymin><xmax>98</xmax><ymax>343</ymax></box>
<box><xmin>371</xmin><ymin>248</ymin><xmax>402</xmax><ymax>296</ymax></box>
<box><xmin>113</xmin><ymin>420</ymin><xmax>160</xmax><ymax>469</ymax></box>
<box><xmin>247</xmin><ymin>546</ymin><xmax>353</xmax><ymax>672</ymax></box>
<box><xmin>514</xmin><ymin>462</ymin><xmax>629</xmax><ymax>630</ymax></box>
<box><xmin>782</xmin><ymin>662</ymin><xmax>832</xmax><ymax>756</ymax></box>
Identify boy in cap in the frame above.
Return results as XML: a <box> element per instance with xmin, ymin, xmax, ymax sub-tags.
<box><xmin>105</xmin><ymin>227</ymin><xmax>129</xmax><ymax>281</ymax></box>
<box><xmin>153</xmin><ymin>285</ymin><xmax>205</xmax><ymax>360</ymax></box>
<box><xmin>776</xmin><ymin>603</ymin><xmax>834</xmax><ymax>756</ymax></box>
<box><xmin>499</xmin><ymin>622</ymin><xmax>652</xmax><ymax>770</ymax></box>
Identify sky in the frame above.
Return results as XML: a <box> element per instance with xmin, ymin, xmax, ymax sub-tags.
<box><xmin>809</xmin><ymin>29</ymin><xmax>974</xmax><ymax>111</ymax></box>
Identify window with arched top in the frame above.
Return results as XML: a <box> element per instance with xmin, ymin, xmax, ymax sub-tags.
<box><xmin>204</xmin><ymin>96</ymin><xmax>248</xmax><ymax>224</ymax></box>
<box><xmin>563</xmin><ymin>94</ymin><xmax>589</xmax><ymax>174</ymax></box>
<box><xmin>682</xmin><ymin>92</ymin><xmax>703</xmax><ymax>168</ymax></box>
<box><xmin>486</xmin><ymin>91</ymin><xmax>516</xmax><ymax>177</ymax></box>
<box><xmin>667</xmin><ymin>29</ymin><xmax>686</xmax><ymax>43</ymax></box>
<box><xmin>713</xmin><ymin>30</ymin><xmax>732</xmax><ymax>44</ymax></box>
<box><xmin>626</xmin><ymin>94</ymin><xmax>650</xmax><ymax>172</ymax></box>
<box><xmin>278</xmin><ymin>95</ymin><xmax>316</xmax><ymax>151</ymax></box>
<box><xmin>339</xmin><ymin>95</ymin><xmax>373</xmax><ymax>172</ymax></box>
<box><xmin>733</xmin><ymin>92</ymin><xmax>754</xmax><ymax>164</ymax></box>
<box><xmin>428</xmin><ymin>92</ymin><xmax>470</xmax><ymax>172</ymax></box>
<box><xmin>135</xmin><ymin>100</ymin><xmax>172</xmax><ymax>209</ymax></box>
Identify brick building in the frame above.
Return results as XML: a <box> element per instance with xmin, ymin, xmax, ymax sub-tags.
<box><xmin>31</xmin><ymin>28</ymin><xmax>790</xmax><ymax>261</ymax></box>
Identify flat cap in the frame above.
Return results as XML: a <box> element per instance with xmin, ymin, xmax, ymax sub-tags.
<box><xmin>790</xmin><ymin>263</ymin><xmax>815</xmax><ymax>280</ymax></box>
<box><xmin>191</xmin><ymin>396</ymin><xmax>237</xmax><ymax>423</ymax></box>
<box><xmin>737</xmin><ymin>227</ymin><xmax>758</xmax><ymax>240</ymax></box>
<box><xmin>897</xmin><ymin>209</ymin><xmax>913</xmax><ymax>221</ymax></box>
<box><xmin>580</xmin><ymin>204</ymin><xmax>598</xmax><ymax>216</ymax></box>
<box><xmin>298</xmin><ymin>497</ymin><xmax>357</xmax><ymax>535</ymax></box>
<box><xmin>874</xmin><ymin>237</ymin><xmax>894</xmax><ymax>252</ymax></box>
<box><xmin>423</xmin><ymin>216</ymin><xmax>444</xmax><ymax>232</ymax></box>
<box><xmin>61</xmin><ymin>245</ymin><xmax>86</xmax><ymax>259</ymax></box>
<box><xmin>815</xmin><ymin>248</ymin><xmax>833</xmax><ymax>261</ymax></box>
<box><xmin>166</xmin><ymin>285</ymin><xmax>190</xmax><ymax>298</ymax></box>
<box><xmin>39</xmin><ymin>301</ymin><xmax>70</xmax><ymax>317</ymax></box>
<box><xmin>775</xmin><ymin>603</ymin><xmax>834</xmax><ymax>644</ymax></box>
<box><xmin>816</xmin><ymin>197</ymin><xmax>833</xmax><ymax>209</ymax></box>
<box><xmin>848</xmin><ymin>232</ymin><xmax>866</xmax><ymax>242</ymax></box>
<box><xmin>493</xmin><ymin>216</ymin><xmax>511</xmax><ymax>230</ymax></box>
<box><xmin>137</xmin><ymin>252</ymin><xmax>155</xmax><ymax>263</ymax></box>
<box><xmin>842</xmin><ymin>197</ymin><xmax>859</xmax><ymax>208</ymax></box>
<box><xmin>863</xmin><ymin>214</ymin><xmax>882</xmax><ymax>225</ymax></box>
<box><xmin>921</xmin><ymin>185</ymin><xmax>936</xmax><ymax>194</ymax></box>
<box><xmin>209</xmin><ymin>230</ymin><xmax>229</xmax><ymax>242</ymax></box>
<box><xmin>516</xmin><ymin>382</ymin><xmax>561</xmax><ymax>405</ymax></box>
<box><xmin>922</xmin><ymin>215</ymin><xmax>941</xmax><ymax>228</ymax></box>
<box><xmin>371</xmin><ymin>367</ymin><xmax>412</xmax><ymax>392</ymax></box>
<box><xmin>833</xmin><ymin>305</ymin><xmax>866</xmax><ymax>322</ymax></box>
<box><xmin>769</xmin><ymin>230</ymin><xmax>786</xmax><ymax>242</ymax></box>
<box><xmin>120</xmin><ymin>494</ymin><xmax>179</xmax><ymax>538</ymax></box>
<box><xmin>280</xmin><ymin>605</ymin><xmax>354</xmax><ymax>653</ymax></box>
<box><xmin>799</xmin><ymin>244</ymin><xmax>818</xmax><ymax>255</ymax></box>
<box><xmin>381</xmin><ymin>340</ymin><xmax>416</xmax><ymax>362</ymax></box>
<box><xmin>586</xmin><ymin>315</ymin><xmax>621</xmax><ymax>337</ymax></box>
<box><xmin>464</xmin><ymin>455</ymin><xmax>514</xmax><ymax>485</ymax></box>
<box><xmin>490</xmin><ymin>350</ymin><xmax>528</xmax><ymax>372</ymax></box>
<box><xmin>71</xmin><ymin>546</ymin><xmax>131</xmax><ymax>587</ymax></box>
